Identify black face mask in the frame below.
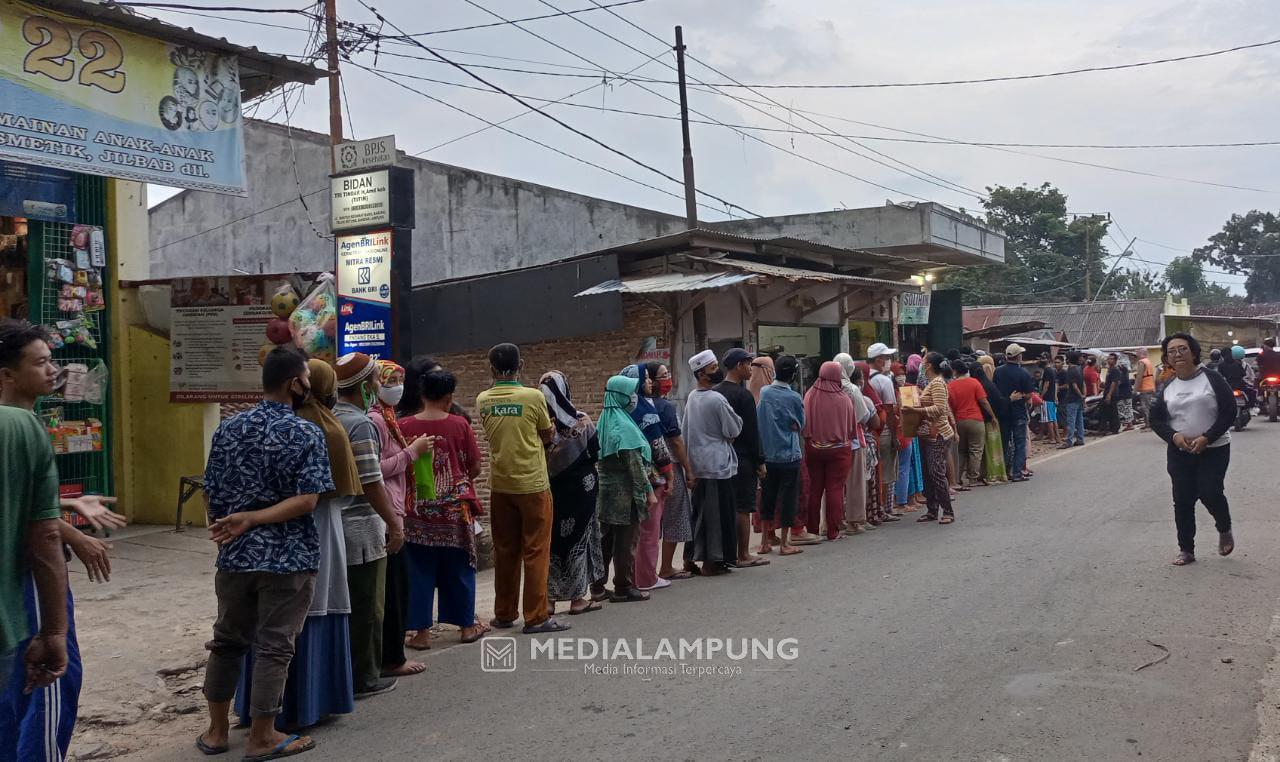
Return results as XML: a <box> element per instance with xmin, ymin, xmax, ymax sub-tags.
<box><xmin>290</xmin><ymin>378</ymin><xmax>312</xmax><ymax>410</ymax></box>
<box><xmin>707</xmin><ymin>369</ymin><xmax>726</xmax><ymax>385</ymax></box>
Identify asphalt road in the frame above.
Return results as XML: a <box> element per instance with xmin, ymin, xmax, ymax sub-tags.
<box><xmin>146</xmin><ymin>423</ymin><xmax>1280</xmax><ymax>762</ymax></box>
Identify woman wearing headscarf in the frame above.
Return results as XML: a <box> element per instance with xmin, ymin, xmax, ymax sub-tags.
<box><xmin>748</xmin><ymin>355</ymin><xmax>775</xmax><ymax>403</ymax></box>
<box><xmin>976</xmin><ymin>354</ymin><xmax>1009</xmax><ymax>484</ymax></box>
<box><xmin>538</xmin><ymin>371</ymin><xmax>605</xmax><ymax>614</ymax></box>
<box><xmin>802</xmin><ymin>362</ymin><xmax>857</xmax><ymax>541</ymax></box>
<box><xmin>913</xmin><ymin>352</ymin><xmax>957</xmax><ymax>523</ymax></box>
<box><xmin>398</xmin><ymin>369</ymin><xmax>489</xmax><ymax>647</ymax></box>
<box><xmin>834</xmin><ymin>353</ymin><xmax>875</xmax><ymax>535</ymax></box>
<box><xmin>368</xmin><ymin>360</ymin><xmax>429</xmax><ymax>677</ymax></box>
<box><xmin>236</xmin><ymin>359</ymin><xmax>360</xmax><ymax>729</ymax></box>
<box><xmin>619</xmin><ymin>364</ymin><xmax>674</xmax><ymax>592</ymax></box>
<box><xmin>590</xmin><ymin>375</ymin><xmax>657</xmax><ymax>602</ymax></box>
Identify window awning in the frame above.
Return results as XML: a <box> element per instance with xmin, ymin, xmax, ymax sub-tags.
<box><xmin>575</xmin><ymin>258</ymin><xmax>914</xmax><ymax>298</ymax></box>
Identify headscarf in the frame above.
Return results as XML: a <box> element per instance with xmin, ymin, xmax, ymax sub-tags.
<box><xmin>598</xmin><ymin>375</ymin><xmax>652</xmax><ymax>461</ymax></box>
<box><xmin>620</xmin><ymin>364</ymin><xmax>664</xmax><ymax>441</ymax></box>
<box><xmin>906</xmin><ymin>353</ymin><xmax>923</xmax><ymax>374</ymax></box>
<box><xmin>295</xmin><ymin>359</ymin><xmax>361</xmax><ymax>497</ymax></box>
<box><xmin>802</xmin><ymin>361</ymin><xmax>854</xmax><ymax>445</ymax></box>
<box><xmin>834</xmin><ymin>353</ymin><xmax>871</xmax><ymax>425</ymax></box>
<box><xmin>748</xmin><ymin>356</ymin><xmax>775</xmax><ymax>403</ymax></box>
<box><xmin>375</xmin><ymin>359</ymin><xmax>408</xmax><ymax>449</ymax></box>
<box><xmin>977</xmin><ymin>354</ymin><xmax>996</xmax><ymax>380</ymax></box>
<box><xmin>539</xmin><ymin>370</ymin><xmax>596</xmax><ymax>477</ymax></box>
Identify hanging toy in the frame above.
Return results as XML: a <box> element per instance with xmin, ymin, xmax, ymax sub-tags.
<box><xmin>270</xmin><ymin>285</ymin><xmax>301</xmax><ymax>319</ymax></box>
<box><xmin>289</xmin><ymin>275</ymin><xmax>337</xmax><ymax>359</ymax></box>
<box><xmin>265</xmin><ymin>316</ymin><xmax>293</xmax><ymax>345</ymax></box>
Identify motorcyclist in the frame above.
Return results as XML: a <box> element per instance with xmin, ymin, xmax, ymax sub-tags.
<box><xmin>1259</xmin><ymin>337</ymin><xmax>1280</xmax><ymax>381</ymax></box>
<box><xmin>1218</xmin><ymin>345</ymin><xmax>1254</xmax><ymax>407</ymax></box>
<box><xmin>1207</xmin><ymin>348</ymin><xmax>1222</xmax><ymax>371</ymax></box>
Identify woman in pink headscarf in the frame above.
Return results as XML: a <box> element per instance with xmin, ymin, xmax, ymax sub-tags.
<box><xmin>802</xmin><ymin>362</ymin><xmax>857</xmax><ymax>541</ymax></box>
<box><xmin>748</xmin><ymin>355</ymin><xmax>775</xmax><ymax>404</ymax></box>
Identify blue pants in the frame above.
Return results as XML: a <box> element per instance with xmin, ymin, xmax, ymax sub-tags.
<box><xmin>405</xmin><ymin>545</ymin><xmax>476</xmax><ymax>630</ymax></box>
<box><xmin>1002</xmin><ymin>409</ymin><xmax>1029</xmax><ymax>478</ymax></box>
<box><xmin>894</xmin><ymin>442</ymin><xmax>913</xmax><ymax>505</ymax></box>
<box><xmin>0</xmin><ymin>577</ymin><xmax>81</xmax><ymax>762</ymax></box>
<box><xmin>1063</xmin><ymin>401</ymin><xmax>1085</xmax><ymax>445</ymax></box>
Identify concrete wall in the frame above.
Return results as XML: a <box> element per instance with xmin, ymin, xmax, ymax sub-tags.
<box><xmin>148</xmin><ymin>120</ymin><xmax>687</xmax><ymax>285</ymax></box>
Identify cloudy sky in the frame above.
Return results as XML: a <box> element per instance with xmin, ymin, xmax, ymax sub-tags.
<box><xmin>145</xmin><ymin>0</ymin><xmax>1280</xmax><ymax>292</ymax></box>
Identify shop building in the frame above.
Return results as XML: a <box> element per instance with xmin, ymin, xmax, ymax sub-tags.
<box><xmin>1</xmin><ymin>0</ymin><xmax>321</xmax><ymax>524</ymax></box>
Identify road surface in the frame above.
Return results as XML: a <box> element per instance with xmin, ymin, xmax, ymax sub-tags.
<box><xmin>142</xmin><ymin>424</ymin><xmax>1280</xmax><ymax>761</ymax></box>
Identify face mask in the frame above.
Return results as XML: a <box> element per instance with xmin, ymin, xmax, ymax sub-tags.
<box><xmin>290</xmin><ymin>379</ymin><xmax>311</xmax><ymax>410</ymax></box>
<box><xmin>657</xmin><ymin>378</ymin><xmax>673</xmax><ymax>397</ymax></box>
<box><xmin>378</xmin><ymin>384</ymin><xmax>404</xmax><ymax>407</ymax></box>
<box><xmin>708</xmin><ymin>369</ymin><xmax>726</xmax><ymax>385</ymax></box>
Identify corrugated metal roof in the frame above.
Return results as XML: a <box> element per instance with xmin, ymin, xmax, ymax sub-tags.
<box><xmin>963</xmin><ymin>299</ymin><xmax>1166</xmax><ymax>348</ymax></box>
<box><xmin>575</xmin><ymin>271</ymin><xmax>755</xmax><ymax>296</ymax></box>
<box><xmin>689</xmin><ymin>257</ymin><xmax>915</xmax><ymax>290</ymax></box>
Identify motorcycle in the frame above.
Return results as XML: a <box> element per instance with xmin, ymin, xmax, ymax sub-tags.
<box><xmin>1233</xmin><ymin>388</ymin><xmax>1251</xmax><ymax>431</ymax></box>
<box><xmin>1262</xmin><ymin>375</ymin><xmax>1280</xmax><ymax>423</ymax></box>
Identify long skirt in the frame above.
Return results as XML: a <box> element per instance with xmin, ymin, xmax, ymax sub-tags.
<box><xmin>683</xmin><ymin>477</ymin><xmax>738</xmax><ymax>564</ymax></box>
<box><xmin>547</xmin><ymin>458</ymin><xmax>605</xmax><ymax>601</ymax></box>
<box><xmin>982</xmin><ymin>420</ymin><xmax>1008</xmax><ymax>482</ymax></box>
<box><xmin>844</xmin><ymin>447</ymin><xmax>867</xmax><ymax>523</ymax></box>
<box><xmin>405</xmin><ymin>544</ymin><xmax>478</xmax><ymax>628</ymax></box>
<box><xmin>909</xmin><ymin>438</ymin><xmax>925</xmax><ymax>496</ymax></box>
<box><xmin>662</xmin><ymin>462</ymin><xmax>694</xmax><ymax>542</ymax></box>
<box><xmin>922</xmin><ymin>436</ymin><xmax>954</xmax><ymax>518</ymax></box>
<box><xmin>0</xmin><ymin>577</ymin><xmax>81</xmax><ymax>762</ymax></box>
<box><xmin>236</xmin><ymin>613</ymin><xmax>353</xmax><ymax>730</ymax></box>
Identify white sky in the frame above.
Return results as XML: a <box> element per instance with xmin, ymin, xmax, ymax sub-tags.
<box><xmin>144</xmin><ymin>0</ymin><xmax>1280</xmax><ymax>292</ymax></box>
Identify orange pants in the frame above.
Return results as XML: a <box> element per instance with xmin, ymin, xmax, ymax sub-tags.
<box><xmin>490</xmin><ymin>490</ymin><xmax>553</xmax><ymax>626</ymax></box>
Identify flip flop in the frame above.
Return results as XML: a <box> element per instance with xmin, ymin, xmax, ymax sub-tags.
<box><xmin>779</xmin><ymin>546</ymin><xmax>803</xmax><ymax>556</ymax></box>
<box><xmin>938</xmin><ymin>516</ymin><xmax>955</xmax><ymax>525</ymax></box>
<box><xmin>916</xmin><ymin>514</ymin><xmax>937</xmax><ymax>523</ymax></box>
<box><xmin>1219</xmin><ymin>531</ymin><xmax>1235</xmax><ymax>556</ymax></box>
<box><xmin>196</xmin><ymin>735</ymin><xmax>228</xmax><ymax>756</ymax></box>
<box><xmin>522</xmin><ymin>617</ymin><xmax>572</xmax><ymax>634</ymax></box>
<box><xmin>381</xmin><ymin>661</ymin><xmax>426</xmax><ymax>677</ymax></box>
<box><xmin>568</xmin><ymin>601</ymin><xmax>604</xmax><ymax>615</ymax></box>
<box><xmin>241</xmin><ymin>734</ymin><xmax>314</xmax><ymax>762</ymax></box>
<box><xmin>610</xmin><ymin>589</ymin><xmax>651</xmax><ymax>603</ymax></box>
<box><xmin>1172</xmin><ymin>552</ymin><xmax>1196</xmax><ymax>566</ymax></box>
<box><xmin>460</xmin><ymin>623</ymin><xmax>491</xmax><ymax>643</ymax></box>
<box><xmin>790</xmin><ymin>535</ymin><xmax>823</xmax><ymax>546</ymax></box>
<box><xmin>735</xmin><ymin>557</ymin><xmax>770</xmax><ymax>568</ymax></box>
<box><xmin>662</xmin><ymin>570</ymin><xmax>695</xmax><ymax>580</ymax></box>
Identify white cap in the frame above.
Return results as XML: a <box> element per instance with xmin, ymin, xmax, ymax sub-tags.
<box><xmin>867</xmin><ymin>342</ymin><xmax>897</xmax><ymax>360</ymax></box>
<box><xmin>1005</xmin><ymin>342</ymin><xmax>1027</xmax><ymax>357</ymax></box>
<box><xmin>688</xmin><ymin>349</ymin><xmax>717</xmax><ymax>373</ymax></box>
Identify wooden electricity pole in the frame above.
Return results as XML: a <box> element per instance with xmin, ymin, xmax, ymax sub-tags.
<box><xmin>674</xmin><ymin>26</ymin><xmax>697</xmax><ymax>229</ymax></box>
<box><xmin>325</xmin><ymin>0</ymin><xmax>343</xmax><ymax>170</ymax></box>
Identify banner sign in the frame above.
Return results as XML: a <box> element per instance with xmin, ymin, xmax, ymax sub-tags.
<box><xmin>331</xmin><ymin>169</ymin><xmax>391</xmax><ymax>231</ymax></box>
<box><xmin>0</xmin><ymin>160</ymin><xmax>75</xmax><ymax>221</ymax></box>
<box><xmin>334</xmin><ymin>134</ymin><xmax>396</xmax><ymax>173</ymax></box>
<box><xmin>336</xmin><ymin>230</ymin><xmax>393</xmax><ymax>359</ymax></box>
<box><xmin>899</xmin><ymin>290</ymin><xmax>931</xmax><ymax>325</ymax></box>
<box><xmin>170</xmin><ymin>276</ymin><xmax>284</xmax><ymax>402</ymax></box>
<box><xmin>0</xmin><ymin>1</ymin><xmax>246</xmax><ymax>194</ymax></box>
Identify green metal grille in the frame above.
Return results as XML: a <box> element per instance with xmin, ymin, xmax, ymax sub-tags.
<box><xmin>27</xmin><ymin>174</ymin><xmax>113</xmax><ymax>527</ymax></box>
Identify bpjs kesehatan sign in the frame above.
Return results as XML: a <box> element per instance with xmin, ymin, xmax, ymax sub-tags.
<box><xmin>336</xmin><ymin>230</ymin><xmax>393</xmax><ymax>359</ymax></box>
<box><xmin>0</xmin><ymin>1</ymin><xmax>246</xmax><ymax>194</ymax></box>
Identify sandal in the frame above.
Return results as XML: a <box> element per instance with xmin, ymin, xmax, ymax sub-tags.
<box><xmin>779</xmin><ymin>545</ymin><xmax>803</xmax><ymax>556</ymax></box>
<box><xmin>522</xmin><ymin>617</ymin><xmax>571</xmax><ymax>634</ymax></box>
<box><xmin>567</xmin><ymin>601</ymin><xmax>604</xmax><ymax>615</ymax></box>
<box><xmin>488</xmin><ymin>617</ymin><xmax>517</xmax><ymax>629</ymax></box>
<box><xmin>460</xmin><ymin>621</ymin><xmax>492</xmax><ymax>642</ymax></box>
<box><xmin>938</xmin><ymin>516</ymin><xmax>955</xmax><ymax>525</ymax></box>
<box><xmin>610</xmin><ymin>588</ymin><xmax>651</xmax><ymax>603</ymax></box>
<box><xmin>196</xmin><ymin>735</ymin><xmax>228</xmax><ymax>756</ymax></box>
<box><xmin>1219</xmin><ymin>531</ymin><xmax>1235</xmax><ymax>556</ymax></box>
<box><xmin>662</xmin><ymin>570</ymin><xmax>695</xmax><ymax>581</ymax></box>
<box><xmin>916</xmin><ymin>514</ymin><xmax>937</xmax><ymax>523</ymax></box>
<box><xmin>1171</xmin><ymin>551</ymin><xmax>1196</xmax><ymax>566</ymax></box>
<box><xmin>242</xmin><ymin>734</ymin><xmax>315</xmax><ymax>762</ymax></box>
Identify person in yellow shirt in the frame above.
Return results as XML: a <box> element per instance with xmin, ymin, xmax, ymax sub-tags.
<box><xmin>1135</xmin><ymin>350</ymin><xmax>1157</xmax><ymax>429</ymax></box>
<box><xmin>475</xmin><ymin>343</ymin><xmax>567</xmax><ymax>634</ymax></box>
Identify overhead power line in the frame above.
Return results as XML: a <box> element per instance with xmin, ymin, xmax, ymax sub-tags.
<box><xmin>376</xmin><ymin>0</ymin><xmax>650</xmax><ymax>39</ymax></box>
<box><xmin>354</xmin><ymin>1</ymin><xmax>761</xmax><ymax>217</ymax></box>
<box><xmin>107</xmin><ymin>2</ymin><xmax>314</xmax><ymax>13</ymax></box>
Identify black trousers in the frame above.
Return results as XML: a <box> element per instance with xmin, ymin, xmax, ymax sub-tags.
<box><xmin>381</xmin><ymin>549</ymin><xmax>408</xmax><ymax>668</ymax></box>
<box><xmin>592</xmin><ymin>522</ymin><xmax>640</xmax><ymax>595</ymax></box>
<box><xmin>1167</xmin><ymin>443</ymin><xmax>1232</xmax><ymax>554</ymax></box>
<box><xmin>759</xmin><ymin>462</ymin><xmax>801</xmax><ymax>526</ymax></box>
<box><xmin>1102</xmin><ymin>401</ymin><xmax>1120</xmax><ymax>434</ymax></box>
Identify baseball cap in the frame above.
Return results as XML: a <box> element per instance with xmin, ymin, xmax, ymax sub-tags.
<box><xmin>867</xmin><ymin>342</ymin><xmax>897</xmax><ymax>360</ymax></box>
<box><xmin>775</xmin><ymin>355</ymin><xmax>799</xmax><ymax>378</ymax></box>
<box><xmin>688</xmin><ymin>349</ymin><xmax>716</xmax><ymax>373</ymax></box>
<box><xmin>721</xmin><ymin>347</ymin><xmax>755</xmax><ymax>369</ymax></box>
<box><xmin>1005</xmin><ymin>342</ymin><xmax>1027</xmax><ymax>358</ymax></box>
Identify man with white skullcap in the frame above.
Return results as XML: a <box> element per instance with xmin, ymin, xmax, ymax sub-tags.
<box><xmin>679</xmin><ymin>350</ymin><xmax>742</xmax><ymax>575</ymax></box>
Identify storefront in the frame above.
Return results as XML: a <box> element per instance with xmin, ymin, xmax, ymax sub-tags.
<box><xmin>0</xmin><ymin>0</ymin><xmax>320</xmax><ymax>524</ymax></box>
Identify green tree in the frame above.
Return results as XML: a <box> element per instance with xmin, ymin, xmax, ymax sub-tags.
<box><xmin>1112</xmin><ymin>268</ymin><xmax>1166</xmax><ymax>299</ymax></box>
<box><xmin>1164</xmin><ymin>256</ymin><xmax>1236</xmax><ymax>307</ymax></box>
<box><xmin>944</xmin><ymin>183</ymin><xmax>1114</xmax><ymax>305</ymax></box>
<box><xmin>1192</xmin><ymin>210</ymin><xmax>1280</xmax><ymax>301</ymax></box>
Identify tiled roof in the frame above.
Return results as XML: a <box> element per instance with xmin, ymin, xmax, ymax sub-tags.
<box><xmin>962</xmin><ymin>299</ymin><xmax>1166</xmax><ymax>347</ymax></box>
<box><xmin>1191</xmin><ymin>302</ymin><xmax>1280</xmax><ymax>318</ymax></box>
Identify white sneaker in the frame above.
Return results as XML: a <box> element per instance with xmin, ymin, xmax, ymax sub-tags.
<box><xmin>640</xmin><ymin>578</ymin><xmax>672</xmax><ymax>591</ymax></box>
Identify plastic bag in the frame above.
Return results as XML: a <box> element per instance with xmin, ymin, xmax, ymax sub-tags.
<box><xmin>412</xmin><ymin>448</ymin><xmax>436</xmax><ymax>502</ymax></box>
<box><xmin>288</xmin><ymin>274</ymin><xmax>337</xmax><ymax>362</ymax></box>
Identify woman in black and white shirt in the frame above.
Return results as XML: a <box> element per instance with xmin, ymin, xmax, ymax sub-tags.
<box><xmin>1148</xmin><ymin>332</ymin><xmax>1237</xmax><ymax>566</ymax></box>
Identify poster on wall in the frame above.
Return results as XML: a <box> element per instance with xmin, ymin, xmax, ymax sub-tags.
<box><xmin>0</xmin><ymin>1</ymin><xmax>246</xmax><ymax>194</ymax></box>
<box><xmin>0</xmin><ymin>160</ymin><xmax>75</xmax><ymax>221</ymax></box>
<box><xmin>899</xmin><ymin>291</ymin><xmax>931</xmax><ymax>325</ymax></box>
<box><xmin>336</xmin><ymin>230</ymin><xmax>393</xmax><ymax>359</ymax></box>
<box><xmin>170</xmin><ymin>276</ymin><xmax>283</xmax><ymax>402</ymax></box>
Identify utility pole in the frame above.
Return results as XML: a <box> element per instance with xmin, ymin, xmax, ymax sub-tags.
<box><xmin>674</xmin><ymin>26</ymin><xmax>697</xmax><ymax>229</ymax></box>
<box><xmin>1084</xmin><ymin>224</ymin><xmax>1091</xmax><ymax>298</ymax></box>
<box><xmin>324</xmin><ymin>0</ymin><xmax>343</xmax><ymax>170</ymax></box>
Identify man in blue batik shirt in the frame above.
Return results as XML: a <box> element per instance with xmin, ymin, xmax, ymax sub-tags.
<box><xmin>197</xmin><ymin>347</ymin><xmax>334</xmax><ymax>762</ymax></box>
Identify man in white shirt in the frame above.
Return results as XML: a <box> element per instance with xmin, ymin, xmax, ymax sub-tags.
<box><xmin>681</xmin><ymin>350</ymin><xmax>743</xmax><ymax>576</ymax></box>
<box><xmin>866</xmin><ymin>343</ymin><xmax>902</xmax><ymax>522</ymax></box>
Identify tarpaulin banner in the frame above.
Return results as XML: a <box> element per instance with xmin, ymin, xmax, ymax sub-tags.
<box><xmin>336</xmin><ymin>230</ymin><xmax>393</xmax><ymax>360</ymax></box>
<box><xmin>0</xmin><ymin>1</ymin><xmax>246</xmax><ymax>194</ymax></box>
<box><xmin>0</xmin><ymin>159</ymin><xmax>75</xmax><ymax>221</ymax></box>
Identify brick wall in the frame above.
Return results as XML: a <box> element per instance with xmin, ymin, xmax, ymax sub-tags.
<box><xmin>434</xmin><ymin>294</ymin><xmax>672</xmax><ymax>513</ymax></box>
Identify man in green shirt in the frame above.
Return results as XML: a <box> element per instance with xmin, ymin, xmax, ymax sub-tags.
<box><xmin>0</xmin><ymin>320</ymin><xmax>68</xmax><ymax>693</ymax></box>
